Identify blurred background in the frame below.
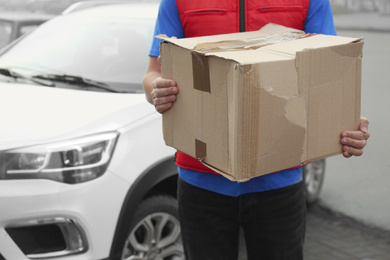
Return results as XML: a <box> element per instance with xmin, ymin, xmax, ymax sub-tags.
<box><xmin>1</xmin><ymin>0</ymin><xmax>389</xmax><ymax>234</ymax></box>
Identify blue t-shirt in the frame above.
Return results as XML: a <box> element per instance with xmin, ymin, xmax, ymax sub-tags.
<box><xmin>150</xmin><ymin>0</ymin><xmax>336</xmax><ymax>197</ymax></box>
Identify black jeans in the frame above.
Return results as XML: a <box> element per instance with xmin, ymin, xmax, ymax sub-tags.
<box><xmin>178</xmin><ymin>177</ymin><xmax>306</xmax><ymax>260</ymax></box>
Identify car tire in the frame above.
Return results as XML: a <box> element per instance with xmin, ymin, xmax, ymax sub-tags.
<box><xmin>303</xmin><ymin>159</ymin><xmax>326</xmax><ymax>206</ymax></box>
<box><xmin>120</xmin><ymin>195</ymin><xmax>185</xmax><ymax>260</ymax></box>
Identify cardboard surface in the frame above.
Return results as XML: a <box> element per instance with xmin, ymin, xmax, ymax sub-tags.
<box><xmin>159</xmin><ymin>23</ymin><xmax>363</xmax><ymax>182</ymax></box>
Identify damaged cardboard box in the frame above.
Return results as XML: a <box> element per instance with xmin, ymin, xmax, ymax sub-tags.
<box><xmin>158</xmin><ymin>23</ymin><xmax>363</xmax><ymax>182</ymax></box>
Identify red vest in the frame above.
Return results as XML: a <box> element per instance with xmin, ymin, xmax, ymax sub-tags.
<box><xmin>175</xmin><ymin>0</ymin><xmax>310</xmax><ymax>173</ymax></box>
<box><xmin>176</xmin><ymin>0</ymin><xmax>310</xmax><ymax>38</ymax></box>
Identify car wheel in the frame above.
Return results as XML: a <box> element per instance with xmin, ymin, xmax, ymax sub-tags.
<box><xmin>303</xmin><ymin>159</ymin><xmax>326</xmax><ymax>206</ymax></box>
<box><xmin>121</xmin><ymin>195</ymin><xmax>185</xmax><ymax>260</ymax></box>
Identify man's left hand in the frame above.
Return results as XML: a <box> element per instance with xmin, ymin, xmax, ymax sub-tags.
<box><xmin>340</xmin><ymin>117</ymin><xmax>370</xmax><ymax>158</ymax></box>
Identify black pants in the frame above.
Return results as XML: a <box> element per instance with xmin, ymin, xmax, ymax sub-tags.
<box><xmin>178</xmin><ymin>178</ymin><xmax>306</xmax><ymax>260</ymax></box>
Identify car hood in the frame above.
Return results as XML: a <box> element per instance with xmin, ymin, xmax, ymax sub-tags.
<box><xmin>0</xmin><ymin>83</ymin><xmax>157</xmax><ymax>150</ymax></box>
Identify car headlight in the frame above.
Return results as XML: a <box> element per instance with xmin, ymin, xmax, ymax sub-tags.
<box><xmin>0</xmin><ymin>132</ymin><xmax>118</xmax><ymax>184</ymax></box>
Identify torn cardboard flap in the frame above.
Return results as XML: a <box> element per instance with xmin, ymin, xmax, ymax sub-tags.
<box><xmin>157</xmin><ymin>23</ymin><xmax>303</xmax><ymax>50</ymax></box>
<box><xmin>192</xmin><ymin>31</ymin><xmax>312</xmax><ymax>53</ymax></box>
<box><xmin>159</xmin><ymin>23</ymin><xmax>363</xmax><ymax>182</ymax></box>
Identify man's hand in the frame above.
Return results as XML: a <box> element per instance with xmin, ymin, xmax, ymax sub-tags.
<box><xmin>151</xmin><ymin>77</ymin><xmax>179</xmax><ymax>114</ymax></box>
<box><xmin>143</xmin><ymin>56</ymin><xmax>179</xmax><ymax>114</ymax></box>
<box><xmin>340</xmin><ymin>117</ymin><xmax>370</xmax><ymax>158</ymax></box>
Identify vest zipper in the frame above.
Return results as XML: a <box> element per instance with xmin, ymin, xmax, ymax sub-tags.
<box><xmin>239</xmin><ymin>0</ymin><xmax>245</xmax><ymax>32</ymax></box>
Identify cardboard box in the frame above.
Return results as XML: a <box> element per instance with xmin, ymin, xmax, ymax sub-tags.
<box><xmin>159</xmin><ymin>23</ymin><xmax>363</xmax><ymax>182</ymax></box>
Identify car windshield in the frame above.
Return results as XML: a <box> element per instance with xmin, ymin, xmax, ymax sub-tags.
<box><xmin>0</xmin><ymin>14</ymin><xmax>155</xmax><ymax>93</ymax></box>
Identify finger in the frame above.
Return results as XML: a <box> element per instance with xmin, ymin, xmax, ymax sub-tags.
<box><xmin>342</xmin><ymin>151</ymin><xmax>352</xmax><ymax>158</ymax></box>
<box><xmin>153</xmin><ymin>77</ymin><xmax>177</xmax><ymax>90</ymax></box>
<box><xmin>342</xmin><ymin>145</ymin><xmax>363</xmax><ymax>157</ymax></box>
<box><xmin>341</xmin><ymin>137</ymin><xmax>367</xmax><ymax>150</ymax></box>
<box><xmin>341</xmin><ymin>129</ymin><xmax>370</xmax><ymax>141</ymax></box>
<box><xmin>153</xmin><ymin>94</ymin><xmax>177</xmax><ymax>106</ymax></box>
<box><xmin>155</xmin><ymin>103</ymin><xmax>173</xmax><ymax>114</ymax></box>
<box><xmin>359</xmin><ymin>116</ymin><xmax>369</xmax><ymax>133</ymax></box>
<box><xmin>152</xmin><ymin>87</ymin><xmax>178</xmax><ymax>102</ymax></box>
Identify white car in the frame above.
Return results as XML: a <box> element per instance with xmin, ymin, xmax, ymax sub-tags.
<box><xmin>0</xmin><ymin>2</ymin><xmax>182</xmax><ymax>260</ymax></box>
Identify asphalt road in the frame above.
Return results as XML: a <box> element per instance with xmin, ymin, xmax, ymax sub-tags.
<box><xmin>320</xmin><ymin>29</ymin><xmax>390</xmax><ymax>231</ymax></box>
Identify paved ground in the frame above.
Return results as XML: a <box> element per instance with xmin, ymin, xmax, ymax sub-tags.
<box><xmin>238</xmin><ymin>204</ymin><xmax>390</xmax><ymax>260</ymax></box>
<box><xmin>305</xmin><ymin>205</ymin><xmax>390</xmax><ymax>260</ymax></box>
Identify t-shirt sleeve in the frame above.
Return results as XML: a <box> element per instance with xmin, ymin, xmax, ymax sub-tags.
<box><xmin>304</xmin><ymin>0</ymin><xmax>337</xmax><ymax>36</ymax></box>
<box><xmin>149</xmin><ymin>0</ymin><xmax>184</xmax><ymax>57</ymax></box>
